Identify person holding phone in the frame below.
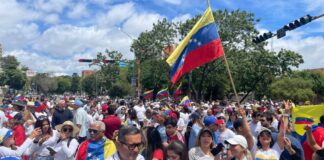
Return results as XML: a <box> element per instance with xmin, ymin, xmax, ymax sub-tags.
<box><xmin>50</xmin><ymin>121</ymin><xmax>79</xmax><ymax>160</ymax></box>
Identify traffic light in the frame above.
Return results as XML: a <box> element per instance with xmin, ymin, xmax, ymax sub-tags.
<box><xmin>253</xmin><ymin>32</ymin><xmax>273</xmax><ymax>44</ymax></box>
<box><xmin>78</xmin><ymin>59</ymin><xmax>92</xmax><ymax>62</ymax></box>
<box><xmin>283</xmin><ymin>15</ymin><xmax>312</xmax><ymax>31</ymax></box>
<box><xmin>102</xmin><ymin>60</ymin><xmax>115</xmax><ymax>64</ymax></box>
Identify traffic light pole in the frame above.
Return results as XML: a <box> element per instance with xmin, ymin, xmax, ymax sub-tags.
<box><xmin>253</xmin><ymin>13</ymin><xmax>324</xmax><ymax>44</ymax></box>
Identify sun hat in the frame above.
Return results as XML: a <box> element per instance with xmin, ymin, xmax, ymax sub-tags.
<box><xmin>225</xmin><ymin>135</ymin><xmax>248</xmax><ymax>149</ymax></box>
<box><xmin>55</xmin><ymin>121</ymin><xmax>80</xmax><ymax>137</ymax></box>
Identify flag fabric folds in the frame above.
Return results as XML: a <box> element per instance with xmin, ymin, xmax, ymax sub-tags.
<box><xmin>179</xmin><ymin>96</ymin><xmax>190</xmax><ymax>107</ymax></box>
<box><xmin>143</xmin><ymin>90</ymin><xmax>154</xmax><ymax>99</ymax></box>
<box><xmin>166</xmin><ymin>7</ymin><xmax>224</xmax><ymax>83</ymax></box>
<box><xmin>292</xmin><ymin>104</ymin><xmax>323</xmax><ymax>135</ymax></box>
<box><xmin>157</xmin><ymin>88</ymin><xmax>169</xmax><ymax>97</ymax></box>
<box><xmin>75</xmin><ymin>138</ymin><xmax>116</xmax><ymax>160</ymax></box>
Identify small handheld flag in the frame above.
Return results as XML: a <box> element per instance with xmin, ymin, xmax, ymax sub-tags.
<box><xmin>179</xmin><ymin>96</ymin><xmax>190</xmax><ymax>107</ymax></box>
<box><xmin>143</xmin><ymin>90</ymin><xmax>154</xmax><ymax>99</ymax></box>
<box><xmin>157</xmin><ymin>88</ymin><xmax>169</xmax><ymax>97</ymax></box>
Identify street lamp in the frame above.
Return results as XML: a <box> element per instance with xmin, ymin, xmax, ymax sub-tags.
<box><xmin>117</xmin><ymin>27</ymin><xmax>141</xmax><ymax>98</ymax></box>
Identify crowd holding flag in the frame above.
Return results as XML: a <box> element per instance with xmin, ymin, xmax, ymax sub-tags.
<box><xmin>143</xmin><ymin>90</ymin><xmax>154</xmax><ymax>99</ymax></box>
<box><xmin>166</xmin><ymin>6</ymin><xmax>224</xmax><ymax>84</ymax></box>
<box><xmin>179</xmin><ymin>96</ymin><xmax>190</xmax><ymax>107</ymax></box>
<box><xmin>157</xmin><ymin>88</ymin><xmax>169</xmax><ymax>97</ymax></box>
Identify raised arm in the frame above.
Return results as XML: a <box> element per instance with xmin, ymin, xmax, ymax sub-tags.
<box><xmin>277</xmin><ymin>101</ymin><xmax>289</xmax><ymax>150</ymax></box>
<box><xmin>238</xmin><ymin>108</ymin><xmax>254</xmax><ymax>150</ymax></box>
<box><xmin>304</xmin><ymin>124</ymin><xmax>321</xmax><ymax>151</ymax></box>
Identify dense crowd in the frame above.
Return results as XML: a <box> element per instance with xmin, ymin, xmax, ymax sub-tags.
<box><xmin>0</xmin><ymin>95</ymin><xmax>323</xmax><ymax>160</ymax></box>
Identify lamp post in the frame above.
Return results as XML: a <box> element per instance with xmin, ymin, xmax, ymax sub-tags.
<box><xmin>118</xmin><ymin>27</ymin><xmax>141</xmax><ymax>98</ymax></box>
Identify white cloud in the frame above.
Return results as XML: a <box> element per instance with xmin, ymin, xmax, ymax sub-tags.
<box><xmin>161</xmin><ymin>0</ymin><xmax>182</xmax><ymax>5</ymax></box>
<box><xmin>172</xmin><ymin>14</ymin><xmax>191</xmax><ymax>23</ymax></box>
<box><xmin>0</xmin><ymin>0</ymin><xmax>39</xmax><ymax>29</ymax></box>
<box><xmin>44</xmin><ymin>14</ymin><xmax>60</xmax><ymax>24</ymax></box>
<box><xmin>32</xmin><ymin>0</ymin><xmax>72</xmax><ymax>13</ymax></box>
<box><xmin>88</xmin><ymin>0</ymin><xmax>111</xmax><ymax>5</ymax></box>
<box><xmin>304</xmin><ymin>0</ymin><xmax>324</xmax><ymax>12</ymax></box>
<box><xmin>97</xmin><ymin>2</ymin><xmax>136</xmax><ymax>28</ymax></box>
<box><xmin>122</xmin><ymin>13</ymin><xmax>164</xmax><ymax>37</ymax></box>
<box><xmin>266</xmin><ymin>30</ymin><xmax>324</xmax><ymax>69</ymax></box>
<box><xmin>67</xmin><ymin>3</ymin><xmax>89</xmax><ymax>19</ymax></box>
<box><xmin>32</xmin><ymin>25</ymin><xmax>110</xmax><ymax>58</ymax></box>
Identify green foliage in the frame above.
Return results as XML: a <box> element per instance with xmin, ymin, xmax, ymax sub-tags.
<box><xmin>4</xmin><ymin>69</ymin><xmax>27</xmax><ymax>90</ymax></box>
<box><xmin>271</xmin><ymin>77</ymin><xmax>315</xmax><ymax>101</ymax></box>
<box><xmin>55</xmin><ymin>76</ymin><xmax>71</xmax><ymax>94</ymax></box>
<box><xmin>140</xmin><ymin>59</ymin><xmax>170</xmax><ymax>91</ymax></box>
<box><xmin>277</xmin><ymin>49</ymin><xmax>304</xmax><ymax>76</ymax></box>
<box><xmin>1</xmin><ymin>55</ymin><xmax>20</xmax><ymax>70</ymax></box>
<box><xmin>33</xmin><ymin>73</ymin><xmax>58</xmax><ymax>94</ymax></box>
<box><xmin>81</xmin><ymin>74</ymin><xmax>97</xmax><ymax>96</ymax></box>
<box><xmin>291</xmin><ymin>70</ymin><xmax>324</xmax><ymax>96</ymax></box>
<box><xmin>71</xmin><ymin>73</ymin><xmax>80</xmax><ymax>94</ymax></box>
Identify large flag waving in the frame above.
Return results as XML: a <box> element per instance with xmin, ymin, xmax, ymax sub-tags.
<box><xmin>292</xmin><ymin>104</ymin><xmax>323</xmax><ymax>135</ymax></box>
<box><xmin>179</xmin><ymin>96</ymin><xmax>190</xmax><ymax>107</ymax></box>
<box><xmin>167</xmin><ymin>7</ymin><xmax>224</xmax><ymax>83</ymax></box>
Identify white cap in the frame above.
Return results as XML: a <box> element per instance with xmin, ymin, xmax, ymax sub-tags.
<box><xmin>225</xmin><ymin>135</ymin><xmax>248</xmax><ymax>149</ymax></box>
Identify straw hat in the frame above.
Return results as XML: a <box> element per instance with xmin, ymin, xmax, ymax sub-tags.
<box><xmin>55</xmin><ymin>121</ymin><xmax>79</xmax><ymax>137</ymax></box>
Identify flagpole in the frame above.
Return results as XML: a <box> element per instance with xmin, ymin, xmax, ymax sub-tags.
<box><xmin>207</xmin><ymin>0</ymin><xmax>240</xmax><ymax>105</ymax></box>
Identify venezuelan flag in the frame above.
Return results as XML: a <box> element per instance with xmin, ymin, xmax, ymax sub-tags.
<box><xmin>179</xmin><ymin>96</ymin><xmax>190</xmax><ymax>107</ymax></box>
<box><xmin>157</xmin><ymin>88</ymin><xmax>169</xmax><ymax>97</ymax></box>
<box><xmin>292</xmin><ymin>105</ymin><xmax>323</xmax><ymax>135</ymax></box>
<box><xmin>75</xmin><ymin>139</ymin><xmax>116</xmax><ymax>160</ymax></box>
<box><xmin>143</xmin><ymin>90</ymin><xmax>154</xmax><ymax>99</ymax></box>
<box><xmin>166</xmin><ymin>7</ymin><xmax>224</xmax><ymax>83</ymax></box>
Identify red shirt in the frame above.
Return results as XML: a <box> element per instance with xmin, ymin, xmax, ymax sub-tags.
<box><xmin>102</xmin><ymin>115</ymin><xmax>122</xmax><ymax>140</ymax></box>
<box><xmin>12</xmin><ymin>124</ymin><xmax>26</xmax><ymax>146</ymax></box>
<box><xmin>303</xmin><ymin>126</ymin><xmax>324</xmax><ymax>160</ymax></box>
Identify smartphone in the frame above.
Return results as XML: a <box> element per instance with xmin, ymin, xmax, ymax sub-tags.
<box><xmin>211</xmin><ymin>143</ymin><xmax>224</xmax><ymax>156</ymax></box>
<box><xmin>47</xmin><ymin>147</ymin><xmax>56</xmax><ymax>154</ymax></box>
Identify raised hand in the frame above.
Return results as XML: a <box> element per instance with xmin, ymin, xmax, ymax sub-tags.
<box><xmin>29</xmin><ymin>128</ymin><xmax>42</xmax><ymax>139</ymax></box>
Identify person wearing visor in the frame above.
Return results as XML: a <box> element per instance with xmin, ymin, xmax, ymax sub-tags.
<box><xmin>225</xmin><ymin>135</ymin><xmax>253</xmax><ymax>160</ymax></box>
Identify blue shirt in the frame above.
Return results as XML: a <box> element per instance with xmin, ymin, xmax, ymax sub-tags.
<box><xmin>188</xmin><ymin>123</ymin><xmax>201</xmax><ymax>149</ymax></box>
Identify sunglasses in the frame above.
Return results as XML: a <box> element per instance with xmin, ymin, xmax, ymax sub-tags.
<box><xmin>38</xmin><ymin>116</ymin><xmax>48</xmax><ymax>121</ymax></box>
<box><xmin>119</xmin><ymin>141</ymin><xmax>144</xmax><ymax>150</ymax></box>
<box><xmin>62</xmin><ymin>128</ymin><xmax>73</xmax><ymax>133</ymax></box>
<box><xmin>88</xmin><ymin>129</ymin><xmax>100</xmax><ymax>134</ymax></box>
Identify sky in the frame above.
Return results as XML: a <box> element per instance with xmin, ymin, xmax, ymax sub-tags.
<box><xmin>0</xmin><ymin>0</ymin><xmax>323</xmax><ymax>76</ymax></box>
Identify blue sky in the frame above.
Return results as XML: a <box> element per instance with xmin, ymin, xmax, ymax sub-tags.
<box><xmin>1</xmin><ymin>0</ymin><xmax>323</xmax><ymax>76</ymax></box>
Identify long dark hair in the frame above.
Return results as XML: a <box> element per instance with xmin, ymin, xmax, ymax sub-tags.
<box><xmin>167</xmin><ymin>140</ymin><xmax>188</xmax><ymax>160</ymax></box>
<box><xmin>257</xmin><ymin>130</ymin><xmax>274</xmax><ymax>149</ymax></box>
<box><xmin>146</xmin><ymin>127</ymin><xmax>165</xmax><ymax>160</ymax></box>
<box><xmin>34</xmin><ymin>116</ymin><xmax>52</xmax><ymax>135</ymax></box>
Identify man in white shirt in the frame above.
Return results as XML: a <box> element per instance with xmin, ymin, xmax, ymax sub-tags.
<box><xmin>133</xmin><ymin>101</ymin><xmax>146</xmax><ymax>128</ymax></box>
<box><xmin>108</xmin><ymin>126</ymin><xmax>145</xmax><ymax>160</ymax></box>
<box><xmin>215</xmin><ymin>119</ymin><xmax>236</xmax><ymax>145</ymax></box>
<box><xmin>72</xmin><ymin>100</ymin><xmax>89</xmax><ymax>143</ymax></box>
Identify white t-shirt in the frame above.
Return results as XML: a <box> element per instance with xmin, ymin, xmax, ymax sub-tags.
<box><xmin>53</xmin><ymin>138</ymin><xmax>79</xmax><ymax>160</ymax></box>
<box><xmin>73</xmin><ymin>107</ymin><xmax>89</xmax><ymax>137</ymax></box>
<box><xmin>0</xmin><ymin>110</ymin><xmax>7</xmax><ymax>128</ymax></box>
<box><xmin>133</xmin><ymin>105</ymin><xmax>146</xmax><ymax>122</ymax></box>
<box><xmin>249</xmin><ymin>121</ymin><xmax>261</xmax><ymax>138</ymax></box>
<box><xmin>271</xmin><ymin>119</ymin><xmax>279</xmax><ymax>132</ymax></box>
<box><xmin>177</xmin><ymin>118</ymin><xmax>186</xmax><ymax>134</ymax></box>
<box><xmin>216</xmin><ymin>129</ymin><xmax>236</xmax><ymax>145</ymax></box>
<box><xmin>252</xmin><ymin>142</ymin><xmax>283</xmax><ymax>160</ymax></box>
<box><xmin>189</xmin><ymin>147</ymin><xmax>214</xmax><ymax>160</ymax></box>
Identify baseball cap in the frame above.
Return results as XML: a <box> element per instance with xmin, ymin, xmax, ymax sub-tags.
<box><xmin>190</xmin><ymin>112</ymin><xmax>201</xmax><ymax>120</ymax></box>
<box><xmin>0</xmin><ymin>128</ymin><xmax>13</xmax><ymax>144</ymax></box>
<box><xmin>204</xmin><ymin>116</ymin><xmax>216</xmax><ymax>126</ymax></box>
<box><xmin>225</xmin><ymin>135</ymin><xmax>248</xmax><ymax>149</ymax></box>
<box><xmin>74</xmin><ymin>100</ymin><xmax>83</xmax><ymax>107</ymax></box>
<box><xmin>5</xmin><ymin>111</ymin><xmax>19</xmax><ymax>120</ymax></box>
<box><xmin>215</xmin><ymin>119</ymin><xmax>225</xmax><ymax>125</ymax></box>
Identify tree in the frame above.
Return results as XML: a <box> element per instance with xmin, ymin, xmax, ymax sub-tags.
<box><xmin>1</xmin><ymin>55</ymin><xmax>19</xmax><ymax>70</ymax></box>
<box><xmin>71</xmin><ymin>73</ymin><xmax>80</xmax><ymax>94</ymax></box>
<box><xmin>5</xmin><ymin>69</ymin><xmax>26</xmax><ymax>90</ymax></box>
<box><xmin>292</xmin><ymin>70</ymin><xmax>324</xmax><ymax>96</ymax></box>
<box><xmin>34</xmin><ymin>73</ymin><xmax>58</xmax><ymax>94</ymax></box>
<box><xmin>81</xmin><ymin>74</ymin><xmax>97</xmax><ymax>96</ymax></box>
<box><xmin>271</xmin><ymin>77</ymin><xmax>315</xmax><ymax>102</ymax></box>
<box><xmin>56</xmin><ymin>76</ymin><xmax>71</xmax><ymax>94</ymax></box>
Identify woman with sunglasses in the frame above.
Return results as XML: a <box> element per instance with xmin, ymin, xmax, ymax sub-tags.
<box><xmin>50</xmin><ymin>121</ymin><xmax>79</xmax><ymax>160</ymax></box>
<box><xmin>29</xmin><ymin>116</ymin><xmax>59</xmax><ymax>160</ymax></box>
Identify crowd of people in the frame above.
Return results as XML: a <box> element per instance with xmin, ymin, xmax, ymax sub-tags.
<box><xmin>0</xmin><ymin>95</ymin><xmax>323</xmax><ymax>160</ymax></box>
